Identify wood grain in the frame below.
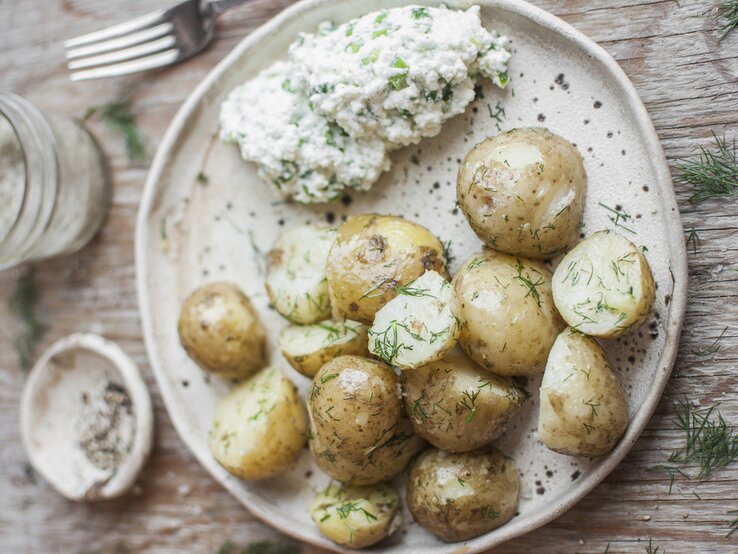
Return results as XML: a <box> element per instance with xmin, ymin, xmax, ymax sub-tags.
<box><xmin>1</xmin><ymin>0</ymin><xmax>736</xmax><ymax>552</ymax></box>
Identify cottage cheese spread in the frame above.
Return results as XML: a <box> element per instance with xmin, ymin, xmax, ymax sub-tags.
<box><xmin>220</xmin><ymin>5</ymin><xmax>510</xmax><ymax>204</ymax></box>
<box><xmin>290</xmin><ymin>5</ymin><xmax>510</xmax><ymax>147</ymax></box>
<box><xmin>220</xmin><ymin>61</ymin><xmax>390</xmax><ymax>203</ymax></box>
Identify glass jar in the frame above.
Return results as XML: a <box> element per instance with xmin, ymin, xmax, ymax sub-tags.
<box><xmin>0</xmin><ymin>93</ymin><xmax>110</xmax><ymax>269</ymax></box>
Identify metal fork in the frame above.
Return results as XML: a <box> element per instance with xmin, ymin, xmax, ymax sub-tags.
<box><xmin>64</xmin><ymin>0</ymin><xmax>251</xmax><ymax>81</ymax></box>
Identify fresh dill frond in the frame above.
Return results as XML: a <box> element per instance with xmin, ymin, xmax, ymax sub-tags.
<box><xmin>85</xmin><ymin>98</ymin><xmax>148</xmax><ymax>164</ymax></box>
<box><xmin>728</xmin><ymin>509</ymin><xmax>738</xmax><ymax>537</ymax></box>
<box><xmin>691</xmin><ymin>326</ymin><xmax>728</xmax><ymax>356</ymax></box>
<box><xmin>675</xmin><ymin>133</ymin><xmax>738</xmax><ymax>203</ymax></box>
<box><xmin>717</xmin><ymin>0</ymin><xmax>738</xmax><ymax>40</ymax></box>
<box><xmin>685</xmin><ymin>228</ymin><xmax>701</xmax><ymax>254</ymax></box>
<box><xmin>242</xmin><ymin>540</ymin><xmax>300</xmax><ymax>554</ymax></box>
<box><xmin>512</xmin><ymin>260</ymin><xmax>544</xmax><ymax>307</ymax></box>
<box><xmin>648</xmin><ymin>397</ymin><xmax>738</xmax><ymax>486</ymax></box>
<box><xmin>644</xmin><ymin>538</ymin><xmax>662</xmax><ymax>554</ymax></box>
<box><xmin>442</xmin><ymin>239</ymin><xmax>455</xmax><ymax>266</ymax></box>
<box><xmin>395</xmin><ymin>281</ymin><xmax>435</xmax><ymax>298</ymax></box>
<box><xmin>216</xmin><ymin>541</ymin><xmax>236</xmax><ymax>554</ymax></box>
<box><xmin>8</xmin><ymin>267</ymin><xmax>45</xmax><ymax>371</ymax></box>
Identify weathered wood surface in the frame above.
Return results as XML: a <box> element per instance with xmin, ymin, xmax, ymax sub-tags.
<box><xmin>1</xmin><ymin>0</ymin><xmax>736</xmax><ymax>552</ymax></box>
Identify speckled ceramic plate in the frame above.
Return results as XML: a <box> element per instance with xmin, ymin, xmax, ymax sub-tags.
<box><xmin>135</xmin><ymin>1</ymin><xmax>688</xmax><ymax>552</ymax></box>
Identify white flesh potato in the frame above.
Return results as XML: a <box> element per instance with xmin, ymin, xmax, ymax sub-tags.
<box><xmin>552</xmin><ymin>230</ymin><xmax>655</xmax><ymax>338</ymax></box>
<box><xmin>220</xmin><ymin>61</ymin><xmax>390</xmax><ymax>203</ymax></box>
<box><xmin>310</xmin><ymin>482</ymin><xmax>401</xmax><ymax>548</ymax></box>
<box><xmin>266</xmin><ymin>224</ymin><xmax>336</xmax><ymax>324</ymax></box>
<box><xmin>279</xmin><ymin>319</ymin><xmax>369</xmax><ymax>378</ymax></box>
<box><xmin>289</xmin><ymin>5</ymin><xmax>510</xmax><ymax>148</ymax></box>
<box><xmin>538</xmin><ymin>328</ymin><xmax>628</xmax><ymax>457</ymax></box>
<box><xmin>209</xmin><ymin>367</ymin><xmax>307</xmax><ymax>479</ymax></box>
<box><xmin>368</xmin><ymin>270</ymin><xmax>461</xmax><ymax>369</ymax></box>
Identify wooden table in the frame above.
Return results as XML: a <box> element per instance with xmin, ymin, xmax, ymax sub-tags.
<box><xmin>1</xmin><ymin>1</ymin><xmax>736</xmax><ymax>552</ymax></box>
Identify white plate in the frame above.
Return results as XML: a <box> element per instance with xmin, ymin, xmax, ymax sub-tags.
<box><xmin>135</xmin><ymin>1</ymin><xmax>688</xmax><ymax>551</ymax></box>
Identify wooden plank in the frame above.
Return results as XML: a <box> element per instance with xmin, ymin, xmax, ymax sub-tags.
<box><xmin>1</xmin><ymin>0</ymin><xmax>736</xmax><ymax>552</ymax></box>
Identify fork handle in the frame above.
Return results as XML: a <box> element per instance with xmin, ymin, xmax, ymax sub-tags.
<box><xmin>204</xmin><ymin>0</ymin><xmax>252</xmax><ymax>16</ymax></box>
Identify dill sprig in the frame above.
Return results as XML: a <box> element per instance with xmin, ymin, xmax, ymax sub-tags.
<box><xmin>598</xmin><ymin>202</ymin><xmax>636</xmax><ymax>233</ymax></box>
<box><xmin>215</xmin><ymin>540</ymin><xmax>300</xmax><ymax>554</ymax></box>
<box><xmin>648</xmin><ymin>398</ymin><xmax>738</xmax><ymax>490</ymax></box>
<box><xmin>691</xmin><ymin>327</ymin><xmax>728</xmax><ymax>356</ymax></box>
<box><xmin>717</xmin><ymin>0</ymin><xmax>738</xmax><ymax>40</ymax></box>
<box><xmin>685</xmin><ymin>228</ymin><xmax>701</xmax><ymax>254</ymax></box>
<box><xmin>644</xmin><ymin>538</ymin><xmax>662</xmax><ymax>554</ymax></box>
<box><xmin>728</xmin><ymin>509</ymin><xmax>738</xmax><ymax>537</ymax></box>
<box><xmin>513</xmin><ymin>261</ymin><xmax>544</xmax><ymax>307</ymax></box>
<box><xmin>675</xmin><ymin>133</ymin><xmax>738</xmax><ymax>203</ymax></box>
<box><xmin>8</xmin><ymin>267</ymin><xmax>45</xmax><ymax>371</ymax></box>
<box><xmin>84</xmin><ymin>98</ymin><xmax>148</xmax><ymax>164</ymax></box>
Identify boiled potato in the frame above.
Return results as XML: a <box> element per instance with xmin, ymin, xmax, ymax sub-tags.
<box><xmin>552</xmin><ymin>230</ymin><xmax>655</xmax><ymax>338</ymax></box>
<box><xmin>310</xmin><ymin>482</ymin><xmax>401</xmax><ymax>548</ymax></box>
<box><xmin>308</xmin><ymin>355</ymin><xmax>425</xmax><ymax>484</ymax></box>
<box><xmin>279</xmin><ymin>319</ymin><xmax>368</xmax><ymax>378</ymax></box>
<box><xmin>178</xmin><ymin>282</ymin><xmax>267</xmax><ymax>379</ymax></box>
<box><xmin>402</xmin><ymin>348</ymin><xmax>526</xmax><ymax>452</ymax></box>
<box><xmin>457</xmin><ymin>127</ymin><xmax>586</xmax><ymax>259</ymax></box>
<box><xmin>209</xmin><ymin>367</ymin><xmax>307</xmax><ymax>479</ymax></box>
<box><xmin>265</xmin><ymin>224</ymin><xmax>336</xmax><ymax>324</ymax></box>
<box><xmin>326</xmin><ymin>214</ymin><xmax>447</xmax><ymax>324</ymax></box>
<box><xmin>453</xmin><ymin>250</ymin><xmax>565</xmax><ymax>376</ymax></box>
<box><xmin>368</xmin><ymin>270</ymin><xmax>461</xmax><ymax>369</ymax></box>
<box><xmin>538</xmin><ymin>328</ymin><xmax>628</xmax><ymax>457</ymax></box>
<box><xmin>407</xmin><ymin>447</ymin><xmax>519</xmax><ymax>542</ymax></box>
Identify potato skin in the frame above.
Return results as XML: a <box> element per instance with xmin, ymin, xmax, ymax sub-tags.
<box><xmin>279</xmin><ymin>320</ymin><xmax>369</xmax><ymax>378</ymax></box>
<box><xmin>209</xmin><ymin>367</ymin><xmax>307</xmax><ymax>479</ymax></box>
<box><xmin>457</xmin><ymin>127</ymin><xmax>586</xmax><ymax>259</ymax></box>
<box><xmin>538</xmin><ymin>328</ymin><xmax>628</xmax><ymax>457</ymax></box>
<box><xmin>310</xmin><ymin>482</ymin><xmax>401</xmax><ymax>548</ymax></box>
<box><xmin>552</xmin><ymin>230</ymin><xmax>656</xmax><ymax>338</ymax></box>
<box><xmin>402</xmin><ymin>349</ymin><xmax>526</xmax><ymax>452</ymax></box>
<box><xmin>453</xmin><ymin>250</ymin><xmax>565</xmax><ymax>376</ymax></box>
<box><xmin>308</xmin><ymin>355</ymin><xmax>425</xmax><ymax>484</ymax></box>
<box><xmin>407</xmin><ymin>448</ymin><xmax>519</xmax><ymax>542</ymax></box>
<box><xmin>326</xmin><ymin>214</ymin><xmax>447</xmax><ymax>324</ymax></box>
<box><xmin>178</xmin><ymin>282</ymin><xmax>267</xmax><ymax>379</ymax></box>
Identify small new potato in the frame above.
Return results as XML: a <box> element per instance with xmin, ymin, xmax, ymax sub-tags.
<box><xmin>308</xmin><ymin>355</ymin><xmax>425</xmax><ymax>484</ymax></box>
<box><xmin>407</xmin><ymin>447</ymin><xmax>519</xmax><ymax>542</ymax></box>
<box><xmin>402</xmin><ymin>348</ymin><xmax>526</xmax><ymax>452</ymax></box>
<box><xmin>453</xmin><ymin>250</ymin><xmax>565</xmax><ymax>376</ymax></box>
<box><xmin>311</xmin><ymin>482</ymin><xmax>401</xmax><ymax>548</ymax></box>
<box><xmin>368</xmin><ymin>270</ymin><xmax>461</xmax><ymax>369</ymax></box>
<box><xmin>209</xmin><ymin>367</ymin><xmax>307</xmax><ymax>479</ymax></box>
<box><xmin>279</xmin><ymin>319</ymin><xmax>369</xmax><ymax>378</ymax></box>
<box><xmin>538</xmin><ymin>328</ymin><xmax>628</xmax><ymax>457</ymax></box>
<box><xmin>457</xmin><ymin>127</ymin><xmax>586</xmax><ymax>259</ymax></box>
<box><xmin>552</xmin><ymin>230</ymin><xmax>655</xmax><ymax>338</ymax></box>
<box><xmin>178</xmin><ymin>282</ymin><xmax>267</xmax><ymax>379</ymax></box>
<box><xmin>326</xmin><ymin>214</ymin><xmax>447</xmax><ymax>324</ymax></box>
<box><xmin>265</xmin><ymin>224</ymin><xmax>336</xmax><ymax>324</ymax></box>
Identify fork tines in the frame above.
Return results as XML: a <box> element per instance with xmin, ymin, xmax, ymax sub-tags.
<box><xmin>64</xmin><ymin>10</ymin><xmax>179</xmax><ymax>81</ymax></box>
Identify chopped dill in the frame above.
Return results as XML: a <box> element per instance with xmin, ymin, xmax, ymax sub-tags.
<box><xmin>512</xmin><ymin>261</ymin><xmax>544</xmax><ymax>307</ymax></box>
<box><xmin>644</xmin><ymin>538</ymin><xmax>662</xmax><ymax>554</ymax></box>
<box><xmin>675</xmin><ymin>133</ymin><xmax>738</xmax><ymax>202</ymax></box>
<box><xmin>216</xmin><ymin>540</ymin><xmax>299</xmax><ymax>554</ymax></box>
<box><xmin>685</xmin><ymin>228</ymin><xmax>701</xmax><ymax>254</ymax></box>
<box><xmin>395</xmin><ymin>281</ymin><xmax>435</xmax><ymax>298</ymax></box>
<box><xmin>648</xmin><ymin>397</ymin><xmax>738</xmax><ymax>491</ymax></box>
<box><xmin>84</xmin><ymin>98</ymin><xmax>148</xmax><ymax>164</ymax></box>
<box><xmin>196</xmin><ymin>171</ymin><xmax>209</xmax><ymax>185</ymax></box>
<box><xmin>8</xmin><ymin>267</ymin><xmax>45</xmax><ymax>371</ymax></box>
<box><xmin>598</xmin><ymin>202</ymin><xmax>636</xmax><ymax>234</ymax></box>
<box><xmin>717</xmin><ymin>0</ymin><xmax>738</xmax><ymax>40</ymax></box>
<box><xmin>461</xmin><ymin>389</ymin><xmax>480</xmax><ymax>422</ymax></box>
<box><xmin>248</xmin><ymin>230</ymin><xmax>266</xmax><ymax>276</ymax></box>
<box><xmin>691</xmin><ymin>327</ymin><xmax>728</xmax><ymax>356</ymax></box>
<box><xmin>442</xmin><ymin>239</ymin><xmax>455</xmax><ymax>266</ymax></box>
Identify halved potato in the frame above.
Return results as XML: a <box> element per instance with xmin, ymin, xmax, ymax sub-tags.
<box><xmin>265</xmin><ymin>224</ymin><xmax>336</xmax><ymax>324</ymax></box>
<box><xmin>178</xmin><ymin>282</ymin><xmax>267</xmax><ymax>379</ymax></box>
<box><xmin>457</xmin><ymin>127</ymin><xmax>586</xmax><ymax>259</ymax></box>
<box><xmin>209</xmin><ymin>367</ymin><xmax>307</xmax><ymax>479</ymax></box>
<box><xmin>407</xmin><ymin>447</ymin><xmax>519</xmax><ymax>542</ymax></box>
<box><xmin>326</xmin><ymin>214</ymin><xmax>447</xmax><ymax>324</ymax></box>
<box><xmin>552</xmin><ymin>230</ymin><xmax>655</xmax><ymax>338</ymax></box>
<box><xmin>279</xmin><ymin>319</ymin><xmax>369</xmax><ymax>378</ymax></box>
<box><xmin>538</xmin><ymin>328</ymin><xmax>628</xmax><ymax>457</ymax></box>
<box><xmin>368</xmin><ymin>270</ymin><xmax>461</xmax><ymax>369</ymax></box>
<box><xmin>310</xmin><ymin>482</ymin><xmax>401</xmax><ymax>548</ymax></box>
<box><xmin>402</xmin><ymin>348</ymin><xmax>526</xmax><ymax>452</ymax></box>
<box><xmin>453</xmin><ymin>250</ymin><xmax>565</xmax><ymax>376</ymax></box>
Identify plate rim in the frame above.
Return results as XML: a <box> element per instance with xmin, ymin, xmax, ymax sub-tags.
<box><xmin>135</xmin><ymin>0</ymin><xmax>689</xmax><ymax>551</ymax></box>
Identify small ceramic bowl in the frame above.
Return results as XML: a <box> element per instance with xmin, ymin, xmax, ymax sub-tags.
<box><xmin>20</xmin><ymin>333</ymin><xmax>154</xmax><ymax>502</ymax></box>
